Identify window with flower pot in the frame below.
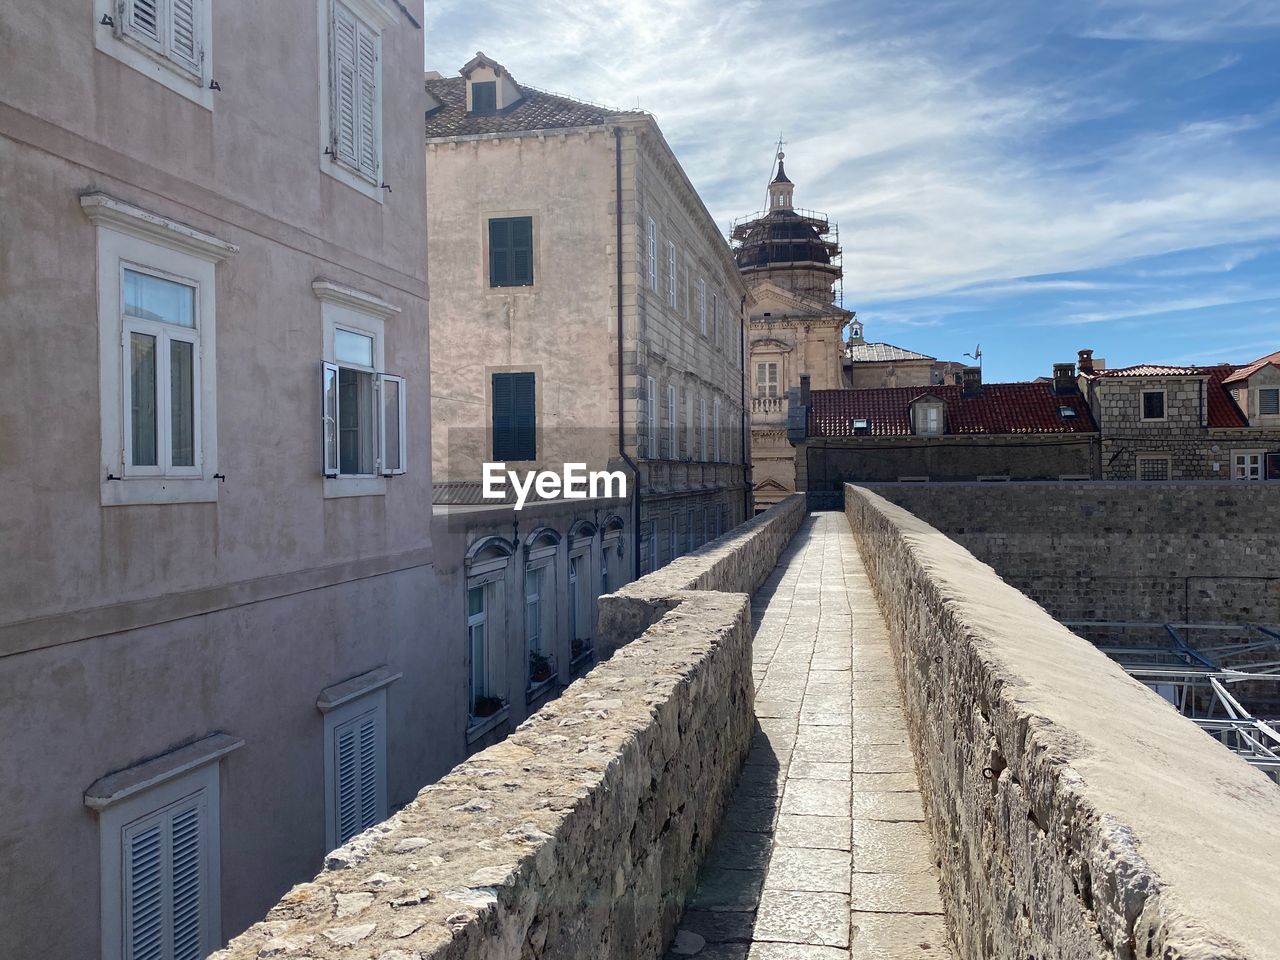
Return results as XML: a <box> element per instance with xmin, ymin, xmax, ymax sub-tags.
<box><xmin>465</xmin><ymin>536</ymin><xmax>513</xmax><ymax>736</ymax></box>
<box><xmin>523</xmin><ymin>528</ymin><xmax>559</xmax><ymax>697</ymax></box>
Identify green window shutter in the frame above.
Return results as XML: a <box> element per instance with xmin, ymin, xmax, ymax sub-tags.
<box><xmin>489</xmin><ymin>218</ymin><xmax>511</xmax><ymax>287</ymax></box>
<box><xmin>489</xmin><ymin>217</ymin><xmax>533</xmax><ymax>287</ymax></box>
<box><xmin>492</xmin><ymin>372</ymin><xmax>536</xmax><ymax>461</ymax></box>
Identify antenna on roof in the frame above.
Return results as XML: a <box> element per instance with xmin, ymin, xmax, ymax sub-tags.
<box><xmin>964</xmin><ymin>344</ymin><xmax>983</xmax><ymax>369</ymax></box>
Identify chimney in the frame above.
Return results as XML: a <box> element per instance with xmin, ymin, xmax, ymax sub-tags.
<box><xmin>1078</xmin><ymin>349</ymin><xmax>1095</xmax><ymax>374</ymax></box>
<box><xmin>799</xmin><ymin>373</ymin><xmax>811</xmax><ymax>406</ymax></box>
<box><xmin>1052</xmin><ymin>362</ymin><xmax>1077</xmax><ymax>395</ymax></box>
<box><xmin>960</xmin><ymin>366</ymin><xmax>982</xmax><ymax>398</ymax></box>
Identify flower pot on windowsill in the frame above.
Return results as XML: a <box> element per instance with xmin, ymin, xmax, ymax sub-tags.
<box><xmin>472</xmin><ymin>695</ymin><xmax>505</xmax><ymax>718</ymax></box>
<box><xmin>528</xmin><ymin>652</ymin><xmax>555</xmax><ymax>686</ymax></box>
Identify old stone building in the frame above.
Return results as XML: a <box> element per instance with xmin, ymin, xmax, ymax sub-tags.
<box><xmin>797</xmin><ymin>364</ymin><xmax>1099</xmax><ymax>498</ymax></box>
<box><xmin>424</xmin><ymin>55</ymin><xmax>750</xmax><ymax>746</ymax></box>
<box><xmin>1078</xmin><ymin>348</ymin><xmax>1280</xmax><ymax>480</ymax></box>
<box><xmin>0</xmin><ymin>2</ymin><xmax>443</xmax><ymax>957</ymax></box>
<box><xmin>844</xmin><ymin>319</ymin><xmax>967</xmax><ymax>389</ymax></box>
<box><xmin>734</xmin><ymin>154</ymin><xmax>851</xmax><ymax>510</ymax></box>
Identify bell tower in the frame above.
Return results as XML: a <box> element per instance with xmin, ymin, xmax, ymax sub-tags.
<box><xmin>768</xmin><ymin>151</ymin><xmax>793</xmax><ymax>211</ymax></box>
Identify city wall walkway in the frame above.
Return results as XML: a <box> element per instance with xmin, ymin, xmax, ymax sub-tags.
<box><xmin>672</xmin><ymin>513</ymin><xmax>950</xmax><ymax>960</ymax></box>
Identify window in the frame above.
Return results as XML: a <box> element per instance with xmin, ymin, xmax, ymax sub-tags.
<box><xmin>643</xmin><ymin>520</ymin><xmax>659</xmax><ymax>574</ymax></box>
<box><xmin>1259</xmin><ymin>388</ymin><xmax>1280</xmax><ymax>416</ymax></box>
<box><xmin>645</xmin><ymin>376</ymin><xmax>657</xmax><ymax>458</ymax></box>
<box><xmin>667</xmin><ymin>384</ymin><xmax>677</xmax><ymax>459</ymax></box>
<box><xmin>1141</xmin><ymin>390</ymin><xmax>1166</xmax><ymax>421</ymax></box>
<box><xmin>569</xmin><ymin>552</ymin><xmax>593</xmax><ymax>662</ymax></box>
<box><xmin>326</xmin><ymin>1</ymin><xmax>384</xmax><ymax>187</ymax></box>
<box><xmin>697</xmin><ymin>279</ymin><xmax>707</xmax><ymax>334</ymax></box>
<box><xmin>711</xmin><ymin>293</ymin><xmax>719</xmax><ymax>343</ymax></box>
<box><xmin>668</xmin><ymin>517</ymin><xmax>678</xmax><ymax>564</ymax></box>
<box><xmin>699</xmin><ymin>397</ymin><xmax>708</xmax><ymax>461</ymax></box>
<box><xmin>647</xmin><ymin>218</ymin><xmax>658</xmax><ymax>290</ymax></box>
<box><xmin>321</xmin><ymin>301</ymin><xmax>406</xmax><ymax>489</ymax></box>
<box><xmin>324</xmin><ymin>696</ymin><xmax>387</xmax><ymax>849</ymax></box>
<box><xmin>1137</xmin><ymin>455</ymin><xmax>1171</xmax><ymax>481</ymax></box>
<box><xmin>83</xmin><ymin>193</ymin><xmax>233</xmax><ymax>507</ymax></box>
<box><xmin>491</xmin><ymin>372</ymin><xmax>536</xmax><ymax>461</ymax></box>
<box><xmin>757</xmin><ymin>362</ymin><xmax>779</xmax><ymax>398</ymax></box>
<box><xmin>94</xmin><ymin>0</ymin><xmax>212</xmax><ymax>106</ymax></box>
<box><xmin>914</xmin><ymin>403</ymin><xmax>942</xmax><ymax>436</ymax></box>
<box><xmin>1233</xmin><ymin>451</ymin><xmax>1264</xmax><ymax>480</ymax></box>
<box><xmin>468</xmin><ymin>583</ymin><xmax>492</xmax><ymax>714</ymax></box>
<box><xmin>489</xmin><ymin>216</ymin><xmax>534</xmax><ymax>287</ymax></box>
<box><xmin>666</xmin><ymin>241</ymin><xmax>677</xmax><ymax>308</ymax></box>
<box><xmin>465</xmin><ymin>538</ymin><xmax>512</xmax><ymax>734</ymax></box>
<box><xmin>525</xmin><ymin>565</ymin><xmax>544</xmax><ymax>659</ymax></box>
<box><xmin>470</xmin><ymin>80</ymin><xmax>497</xmax><ymax>113</ymax></box>
<box><xmin>713</xmin><ymin>398</ymin><xmax>721</xmax><ymax>461</ymax></box>
<box><xmin>88</xmin><ymin>735</ymin><xmax>240</xmax><ymax>960</ymax></box>
<box><xmin>701</xmin><ymin>507</ymin><xmax>708</xmax><ymax>545</ymax></box>
<box><xmin>687</xmin><ymin>509</ymin><xmax>695</xmax><ymax>553</ymax></box>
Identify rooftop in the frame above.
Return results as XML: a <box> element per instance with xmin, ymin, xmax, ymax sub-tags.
<box><xmin>1084</xmin><ymin>363</ymin><xmax>1248</xmax><ymax>428</ymax></box>
<box><xmin>1223</xmin><ymin>348</ymin><xmax>1280</xmax><ymax>384</ymax></box>
<box><xmin>424</xmin><ymin>75</ymin><xmax>641</xmax><ymax>139</ymax></box>
<box><xmin>809</xmin><ymin>381</ymin><xmax>1098</xmax><ymax>437</ymax></box>
<box><xmin>845</xmin><ymin>341</ymin><xmax>936</xmax><ymax>364</ymax></box>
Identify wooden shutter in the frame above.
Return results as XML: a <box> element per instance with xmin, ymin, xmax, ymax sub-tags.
<box><xmin>511</xmin><ymin>218</ymin><xmax>533</xmax><ymax>285</ymax></box>
<box><xmin>332</xmin><ymin>4</ymin><xmax>359</xmax><ymax>165</ymax></box>
<box><xmin>167</xmin><ymin>0</ymin><xmax>200</xmax><ymax>73</ymax></box>
<box><xmin>489</xmin><ymin>219</ymin><xmax>511</xmax><ymax>287</ymax></box>
<box><xmin>492</xmin><ymin>372</ymin><xmax>536</xmax><ymax>461</ymax></box>
<box><xmin>124</xmin><ymin>0</ymin><xmax>164</xmax><ymax>49</ymax></box>
<box><xmin>334</xmin><ymin>711</ymin><xmax>383</xmax><ymax>846</ymax></box>
<box><xmin>356</xmin><ymin>22</ymin><xmax>379</xmax><ymax>177</ymax></box>
<box><xmin>123</xmin><ymin>794</ymin><xmax>207</xmax><ymax>960</ymax></box>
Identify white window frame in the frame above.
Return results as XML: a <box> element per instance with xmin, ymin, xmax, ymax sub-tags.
<box><xmin>87</xmin><ymin>735</ymin><xmax>242</xmax><ymax>960</ymax></box>
<box><xmin>1136</xmin><ymin>454</ymin><xmax>1172</xmax><ymax>481</ymax></box>
<box><xmin>699</xmin><ymin>396</ymin><xmax>708</xmax><ymax>461</ymax></box>
<box><xmin>317</xmin><ymin>0</ymin><xmax>397</xmax><ymax>202</ymax></box>
<box><xmin>1140</xmin><ymin>389</ymin><xmax>1167</xmax><ymax>422</ymax></box>
<box><xmin>92</xmin><ymin>0</ymin><xmax>214</xmax><ymax>108</ymax></box>
<box><xmin>568</xmin><ymin>548</ymin><xmax>592</xmax><ymax>661</ymax></box>
<box><xmin>647</xmin><ymin>217</ymin><xmax>658</xmax><ymax>290</ymax></box>
<box><xmin>317</xmin><ymin>281</ymin><xmax>405</xmax><ymax>498</ymax></box>
<box><xmin>697</xmin><ymin>278</ymin><xmax>707</xmax><ymax>334</ymax></box>
<box><xmin>466</xmin><ymin>556</ymin><xmax>509</xmax><ymax>738</ymax></box>
<box><xmin>711</xmin><ymin>293</ymin><xmax>719</xmax><ymax>343</ymax></box>
<box><xmin>667</xmin><ymin>241</ymin><xmax>677</xmax><ymax>308</ymax></box>
<box><xmin>916</xmin><ymin>403</ymin><xmax>943</xmax><ymax>436</ymax></box>
<box><xmin>687</xmin><ymin>508</ymin><xmax>695</xmax><ymax>553</ymax></box>
<box><xmin>320</xmin><ymin>680</ymin><xmax>392</xmax><ymax>852</ymax></box>
<box><xmin>666</xmin><ymin>384</ymin><xmax>677</xmax><ymax>459</ymax></box>
<box><xmin>645</xmin><ymin>375</ymin><xmax>657</xmax><ymax>459</ymax></box>
<box><xmin>84</xmin><ymin>194</ymin><xmax>234</xmax><ymax>507</ymax></box>
<box><xmin>1232</xmin><ymin>449</ymin><xmax>1266</xmax><ymax>481</ymax></box>
<box><xmin>668</xmin><ymin>516</ymin><xmax>678</xmax><ymax>564</ymax></box>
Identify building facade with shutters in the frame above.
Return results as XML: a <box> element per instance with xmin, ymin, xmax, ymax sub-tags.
<box><xmin>424</xmin><ymin>55</ymin><xmax>751</xmax><ymax>752</ymax></box>
<box><xmin>0</xmin><ymin>2</ymin><xmax>452</xmax><ymax>957</ymax></box>
<box><xmin>1077</xmin><ymin>349</ymin><xmax>1280</xmax><ymax>480</ymax></box>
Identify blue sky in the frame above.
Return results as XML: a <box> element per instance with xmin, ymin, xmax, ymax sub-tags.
<box><xmin>422</xmin><ymin>0</ymin><xmax>1280</xmax><ymax>381</ymax></box>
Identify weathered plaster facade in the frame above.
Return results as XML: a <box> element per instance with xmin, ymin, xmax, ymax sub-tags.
<box><xmin>0</xmin><ymin>2</ymin><xmax>444</xmax><ymax>956</ymax></box>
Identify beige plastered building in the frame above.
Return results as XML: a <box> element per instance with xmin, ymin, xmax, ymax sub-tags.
<box><xmin>0</xmin><ymin>3</ymin><xmax>461</xmax><ymax>957</ymax></box>
<box><xmin>424</xmin><ymin>54</ymin><xmax>752</xmax><ymax>748</ymax></box>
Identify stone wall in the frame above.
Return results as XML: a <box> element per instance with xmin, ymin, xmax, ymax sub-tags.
<box><xmin>211</xmin><ymin>497</ymin><xmax>809</xmax><ymax>960</ymax></box>
<box><xmin>599</xmin><ymin>493</ymin><xmax>806</xmax><ymax>658</ymax></box>
<box><xmin>844</xmin><ymin>483</ymin><xmax>1280</xmax><ymax>960</ymax></box>
<box><xmin>856</xmin><ymin>481</ymin><xmax>1280</xmax><ymax>623</ymax></box>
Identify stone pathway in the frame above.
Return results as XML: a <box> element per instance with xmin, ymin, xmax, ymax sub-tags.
<box><xmin>669</xmin><ymin>513</ymin><xmax>951</xmax><ymax>960</ymax></box>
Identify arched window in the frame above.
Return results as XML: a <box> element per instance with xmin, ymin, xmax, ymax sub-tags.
<box><xmin>464</xmin><ymin>536</ymin><xmax>514</xmax><ymax>726</ymax></box>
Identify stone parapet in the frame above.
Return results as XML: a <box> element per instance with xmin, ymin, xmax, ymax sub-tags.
<box><xmin>598</xmin><ymin>493</ymin><xmax>806</xmax><ymax>659</ymax></box>
<box><xmin>844</xmin><ymin>483</ymin><xmax>1280</xmax><ymax>960</ymax></box>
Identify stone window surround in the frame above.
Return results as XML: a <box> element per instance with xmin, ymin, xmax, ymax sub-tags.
<box><xmin>82</xmin><ymin>192</ymin><xmax>237</xmax><ymax>507</ymax></box>
<box><xmin>1140</xmin><ymin>388</ymin><xmax>1168</xmax><ymax>422</ymax></box>
<box><xmin>92</xmin><ymin>0</ymin><xmax>215</xmax><ymax>109</ymax></box>
<box><xmin>1136</xmin><ymin>452</ymin><xmax>1173</xmax><ymax>481</ymax></box>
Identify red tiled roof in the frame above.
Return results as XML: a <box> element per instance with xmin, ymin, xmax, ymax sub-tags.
<box><xmin>1223</xmin><ymin>349</ymin><xmax>1280</xmax><ymax>384</ymax></box>
<box><xmin>1086</xmin><ymin>364</ymin><xmax>1208</xmax><ymax>377</ymax></box>
<box><xmin>1083</xmin><ymin>363</ymin><xmax>1248</xmax><ymax>427</ymax></box>
<box><xmin>424</xmin><ymin>76</ymin><xmax>640</xmax><ymax>139</ymax></box>
<box><xmin>808</xmin><ymin>382</ymin><xmax>1097</xmax><ymax>438</ymax></box>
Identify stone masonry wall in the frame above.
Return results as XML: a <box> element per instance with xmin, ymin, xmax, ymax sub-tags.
<box><xmin>844</xmin><ymin>484</ymin><xmax>1280</xmax><ymax>960</ymax></box>
<box><xmin>857</xmin><ymin>481</ymin><xmax>1280</xmax><ymax>623</ymax></box>
<box><xmin>598</xmin><ymin>493</ymin><xmax>806</xmax><ymax>659</ymax></box>
<box><xmin>212</xmin><ymin>499</ymin><xmax>807</xmax><ymax>960</ymax></box>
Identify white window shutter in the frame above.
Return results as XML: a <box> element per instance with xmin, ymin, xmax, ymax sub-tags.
<box><xmin>122</xmin><ymin>0</ymin><xmax>164</xmax><ymax>50</ymax></box>
<box><xmin>322</xmin><ymin>362</ymin><xmax>339</xmax><ymax>477</ymax></box>
<box><xmin>167</xmin><ymin>0</ymin><xmax>201</xmax><ymax>75</ymax></box>
<box><xmin>123</xmin><ymin>794</ymin><xmax>208</xmax><ymax>960</ymax></box>
<box><xmin>356</xmin><ymin>23</ymin><xmax>379</xmax><ymax>177</ymax></box>
<box><xmin>333</xmin><ymin>710</ymin><xmax>385</xmax><ymax>845</ymax></box>
<box><xmin>377</xmin><ymin>373</ymin><xmax>406</xmax><ymax>476</ymax></box>
<box><xmin>331</xmin><ymin>4</ymin><xmax>359</xmax><ymax>164</ymax></box>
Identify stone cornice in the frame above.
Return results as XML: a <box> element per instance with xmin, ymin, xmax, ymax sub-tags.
<box><xmin>80</xmin><ymin>192</ymin><xmax>238</xmax><ymax>262</ymax></box>
<box><xmin>312</xmin><ymin>279</ymin><xmax>402</xmax><ymax>319</ymax></box>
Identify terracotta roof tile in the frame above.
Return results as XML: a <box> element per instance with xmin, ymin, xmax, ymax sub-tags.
<box><xmin>1083</xmin><ymin>363</ymin><xmax>1248</xmax><ymax>427</ymax></box>
<box><xmin>809</xmin><ymin>382</ymin><xmax>1097</xmax><ymax>437</ymax></box>
<box><xmin>424</xmin><ymin>76</ymin><xmax>641</xmax><ymax>139</ymax></box>
<box><xmin>1223</xmin><ymin>349</ymin><xmax>1280</xmax><ymax>384</ymax></box>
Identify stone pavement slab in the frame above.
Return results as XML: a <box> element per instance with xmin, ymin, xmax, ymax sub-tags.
<box><xmin>674</xmin><ymin>514</ymin><xmax>951</xmax><ymax>960</ymax></box>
